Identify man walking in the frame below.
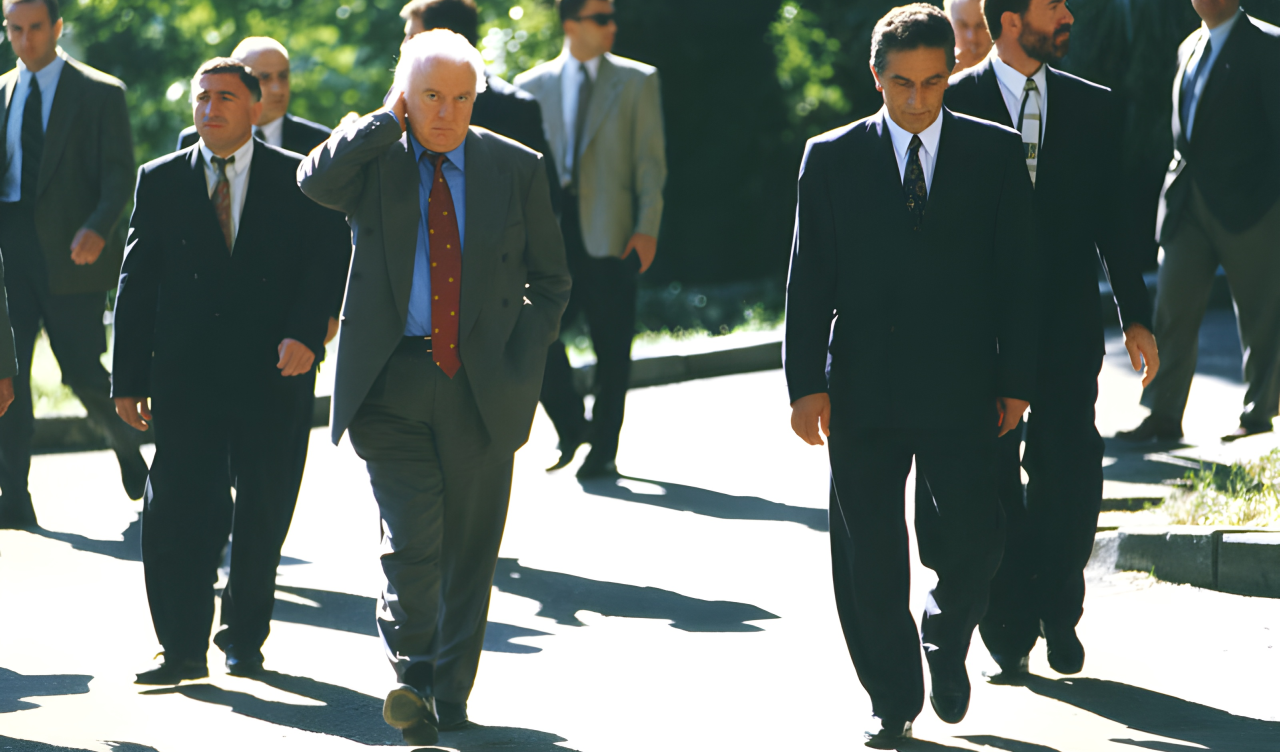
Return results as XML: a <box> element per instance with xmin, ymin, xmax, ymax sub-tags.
<box><xmin>298</xmin><ymin>30</ymin><xmax>569</xmax><ymax>744</ymax></box>
<box><xmin>785</xmin><ymin>5</ymin><xmax>1037</xmax><ymax>746</ymax></box>
<box><xmin>113</xmin><ymin>58</ymin><xmax>341</xmax><ymax>684</ymax></box>
<box><xmin>516</xmin><ymin>0</ymin><xmax>666</xmax><ymax>478</ymax></box>
<box><xmin>931</xmin><ymin>0</ymin><xmax>1159</xmax><ymax>679</ymax></box>
<box><xmin>944</xmin><ymin>0</ymin><xmax>992</xmax><ymax>73</ymax></box>
<box><xmin>0</xmin><ymin>0</ymin><xmax>145</xmax><ymax>528</ymax></box>
<box><xmin>1118</xmin><ymin>0</ymin><xmax>1280</xmax><ymax>443</ymax></box>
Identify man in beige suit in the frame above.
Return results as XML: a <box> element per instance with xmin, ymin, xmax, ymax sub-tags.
<box><xmin>515</xmin><ymin>0</ymin><xmax>666</xmax><ymax>479</ymax></box>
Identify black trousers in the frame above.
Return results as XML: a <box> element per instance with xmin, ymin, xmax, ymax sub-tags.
<box><xmin>347</xmin><ymin>346</ymin><xmax>513</xmax><ymax>704</ymax></box>
<box><xmin>0</xmin><ymin>202</ymin><xmax>142</xmax><ymax>513</ymax></box>
<box><xmin>141</xmin><ymin>372</ymin><xmax>315</xmax><ymax>662</ymax></box>
<box><xmin>539</xmin><ymin>194</ymin><xmax>638</xmax><ymax>461</ymax></box>
<box><xmin>830</xmin><ymin>416</ymin><xmax>1003</xmax><ymax>723</ymax></box>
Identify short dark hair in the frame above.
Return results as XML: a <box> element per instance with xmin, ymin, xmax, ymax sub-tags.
<box><xmin>870</xmin><ymin>3</ymin><xmax>957</xmax><ymax>74</ymax></box>
<box><xmin>3</xmin><ymin>0</ymin><xmax>60</xmax><ymax>23</ymax></box>
<box><xmin>557</xmin><ymin>0</ymin><xmax>590</xmax><ymax>24</ymax></box>
<box><xmin>983</xmin><ymin>0</ymin><xmax>1032</xmax><ymax>41</ymax></box>
<box><xmin>193</xmin><ymin>57</ymin><xmax>262</xmax><ymax>102</ymax></box>
<box><xmin>400</xmin><ymin>0</ymin><xmax>479</xmax><ymax>46</ymax></box>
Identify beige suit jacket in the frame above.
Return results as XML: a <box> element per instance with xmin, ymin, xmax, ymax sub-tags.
<box><xmin>516</xmin><ymin>51</ymin><xmax>666</xmax><ymax>258</ymax></box>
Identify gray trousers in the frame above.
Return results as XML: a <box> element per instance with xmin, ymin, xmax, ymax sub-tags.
<box><xmin>347</xmin><ymin>345</ymin><xmax>514</xmax><ymax>704</ymax></box>
<box><xmin>1143</xmin><ymin>185</ymin><xmax>1280</xmax><ymax>428</ymax></box>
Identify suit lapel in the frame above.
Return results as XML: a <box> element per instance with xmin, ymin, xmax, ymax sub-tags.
<box><xmin>381</xmin><ymin>130</ymin><xmax>420</xmax><ymax>325</ymax></box>
<box><xmin>539</xmin><ymin>55</ymin><xmax>567</xmax><ymax>166</ymax></box>
<box><xmin>1172</xmin><ymin>31</ymin><xmax>1202</xmax><ymax>149</ymax></box>
<box><xmin>0</xmin><ymin>72</ymin><xmax>16</xmax><ymax>174</ymax></box>
<box><xmin>871</xmin><ymin>111</ymin><xmax>910</xmax><ymax>226</ymax></box>
<box><xmin>37</xmin><ymin>59</ymin><xmax>83</xmax><ymax>199</ymax></box>
<box><xmin>975</xmin><ymin>59</ymin><xmax>1015</xmax><ymax>128</ymax></box>
<box><xmin>924</xmin><ymin>109</ymin><xmax>960</xmax><ymax>229</ymax></box>
<box><xmin>580</xmin><ymin>53</ymin><xmax>625</xmax><ymax>156</ymax></box>
<box><xmin>460</xmin><ymin>129</ymin><xmax>509</xmax><ymax>343</ymax></box>
<box><xmin>1191</xmin><ymin>17</ymin><xmax>1250</xmax><ymax>148</ymax></box>
<box><xmin>184</xmin><ymin>147</ymin><xmax>232</xmax><ymax>261</ymax></box>
<box><xmin>231</xmin><ymin>141</ymin><xmax>268</xmax><ymax>261</ymax></box>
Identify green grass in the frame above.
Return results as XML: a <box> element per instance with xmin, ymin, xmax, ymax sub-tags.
<box><xmin>1164</xmin><ymin>450</ymin><xmax>1280</xmax><ymax>528</ymax></box>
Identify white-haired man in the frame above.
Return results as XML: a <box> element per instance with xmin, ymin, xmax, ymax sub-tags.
<box><xmin>176</xmin><ymin>36</ymin><xmax>330</xmax><ymax>154</ymax></box>
<box><xmin>298</xmin><ymin>29</ymin><xmax>569</xmax><ymax>744</ymax></box>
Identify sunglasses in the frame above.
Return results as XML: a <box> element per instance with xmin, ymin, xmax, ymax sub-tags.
<box><xmin>574</xmin><ymin>12</ymin><xmax>615</xmax><ymax>26</ymax></box>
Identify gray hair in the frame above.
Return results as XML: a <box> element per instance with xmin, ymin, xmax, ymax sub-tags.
<box><xmin>393</xmin><ymin>28</ymin><xmax>487</xmax><ymax>99</ymax></box>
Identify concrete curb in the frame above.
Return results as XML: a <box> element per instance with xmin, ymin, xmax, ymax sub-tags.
<box><xmin>1090</xmin><ymin>527</ymin><xmax>1280</xmax><ymax>597</ymax></box>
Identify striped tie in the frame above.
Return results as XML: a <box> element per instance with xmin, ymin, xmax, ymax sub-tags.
<box><xmin>1017</xmin><ymin>78</ymin><xmax>1041</xmax><ymax>186</ymax></box>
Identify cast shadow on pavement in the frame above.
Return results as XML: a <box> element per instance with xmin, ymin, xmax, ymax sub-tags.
<box><xmin>1025</xmin><ymin>675</ymin><xmax>1280</xmax><ymax>751</ymax></box>
<box><xmin>577</xmin><ymin>475</ymin><xmax>828</xmax><ymax>531</ymax></box>
<box><xmin>30</xmin><ymin>513</ymin><xmax>142</xmax><ymax>562</ymax></box>
<box><xmin>0</xmin><ymin>667</ymin><xmax>91</xmax><ymax>713</ymax></box>
<box><xmin>0</xmin><ymin>738</ymin><xmax>157</xmax><ymax>751</ymax></box>
<box><xmin>493</xmin><ymin>558</ymin><xmax>778</xmax><ymax>632</ymax></box>
<box><xmin>271</xmin><ymin>585</ymin><xmax>551</xmax><ymax>653</ymax></box>
<box><xmin>957</xmin><ymin>735</ymin><xmax>1063</xmax><ymax>752</ymax></box>
<box><xmin>145</xmin><ymin>672</ymin><xmax>575</xmax><ymax>750</ymax></box>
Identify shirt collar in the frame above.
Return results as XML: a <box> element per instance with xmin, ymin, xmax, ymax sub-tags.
<box><xmin>882</xmin><ymin>106</ymin><xmax>943</xmax><ymax>165</ymax></box>
<box><xmin>257</xmin><ymin>115</ymin><xmax>285</xmax><ymax>145</ymax></box>
<box><xmin>198</xmin><ymin>135</ymin><xmax>255</xmax><ymax>177</ymax></box>
<box><xmin>409</xmin><ymin>131</ymin><xmax>467</xmax><ymax>174</ymax></box>
<box><xmin>990</xmin><ymin>51</ymin><xmax>1049</xmax><ymax>101</ymax></box>
<box><xmin>564</xmin><ymin>47</ymin><xmax>602</xmax><ymax>81</ymax></box>
<box><xmin>1204</xmin><ymin>7</ymin><xmax>1244</xmax><ymax>49</ymax></box>
<box><xmin>17</xmin><ymin>47</ymin><xmax>67</xmax><ymax>90</ymax></box>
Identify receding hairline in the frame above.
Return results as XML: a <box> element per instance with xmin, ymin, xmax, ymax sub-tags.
<box><xmin>231</xmin><ymin>36</ymin><xmax>290</xmax><ymax>62</ymax></box>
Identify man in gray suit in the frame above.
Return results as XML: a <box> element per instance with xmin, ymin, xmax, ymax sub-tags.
<box><xmin>1118</xmin><ymin>0</ymin><xmax>1280</xmax><ymax>443</ymax></box>
<box><xmin>515</xmin><ymin>0</ymin><xmax>666</xmax><ymax>478</ymax></box>
<box><xmin>298</xmin><ymin>29</ymin><xmax>569</xmax><ymax>745</ymax></box>
<box><xmin>0</xmin><ymin>0</ymin><xmax>144</xmax><ymax>529</ymax></box>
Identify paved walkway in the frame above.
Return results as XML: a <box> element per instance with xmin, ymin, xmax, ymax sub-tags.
<box><xmin>2</xmin><ymin>317</ymin><xmax>1278</xmax><ymax>751</ymax></box>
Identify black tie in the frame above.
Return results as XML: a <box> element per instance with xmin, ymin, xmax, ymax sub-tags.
<box><xmin>20</xmin><ymin>75</ymin><xmax>43</xmax><ymax>203</ymax></box>
<box><xmin>1180</xmin><ymin>37</ymin><xmax>1213</xmax><ymax>136</ymax></box>
<box><xmin>903</xmin><ymin>134</ymin><xmax>927</xmax><ymax>230</ymax></box>
<box><xmin>571</xmin><ymin>62</ymin><xmax>593</xmax><ymax>190</ymax></box>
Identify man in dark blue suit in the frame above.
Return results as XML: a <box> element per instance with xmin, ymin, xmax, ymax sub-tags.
<box><xmin>784</xmin><ymin>5</ymin><xmax>1038</xmax><ymax>746</ymax></box>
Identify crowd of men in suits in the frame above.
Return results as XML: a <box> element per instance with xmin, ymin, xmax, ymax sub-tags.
<box><xmin>0</xmin><ymin>0</ymin><xmax>1273</xmax><ymax>746</ymax></box>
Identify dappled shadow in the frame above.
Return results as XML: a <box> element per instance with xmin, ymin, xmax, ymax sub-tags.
<box><xmin>958</xmin><ymin>735</ymin><xmax>1063</xmax><ymax>752</ymax></box>
<box><xmin>578</xmin><ymin>475</ymin><xmax>827</xmax><ymax>531</ymax></box>
<box><xmin>493</xmin><ymin>558</ymin><xmax>778</xmax><ymax>632</ymax></box>
<box><xmin>30</xmin><ymin>513</ymin><xmax>141</xmax><ymax>562</ymax></box>
<box><xmin>1025</xmin><ymin>676</ymin><xmax>1280</xmax><ymax>751</ymax></box>
<box><xmin>0</xmin><ymin>667</ymin><xmax>91</xmax><ymax>713</ymax></box>
<box><xmin>270</xmin><ymin>585</ymin><xmax>549</xmax><ymax>653</ymax></box>
<box><xmin>0</xmin><ymin>738</ymin><xmax>157</xmax><ymax>751</ymax></box>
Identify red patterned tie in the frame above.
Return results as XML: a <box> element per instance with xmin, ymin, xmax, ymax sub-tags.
<box><xmin>211</xmin><ymin>156</ymin><xmax>234</xmax><ymax>252</ymax></box>
<box><xmin>427</xmin><ymin>153</ymin><xmax>462</xmax><ymax>378</ymax></box>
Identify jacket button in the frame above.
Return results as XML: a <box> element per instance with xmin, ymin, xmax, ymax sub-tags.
<box><xmin>193</xmin><ymin>273</ymin><xmax>198</xmax><ymax>279</ymax></box>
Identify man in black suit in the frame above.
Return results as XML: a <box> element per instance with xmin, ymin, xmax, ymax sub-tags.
<box><xmin>0</xmin><ymin>0</ymin><xmax>146</xmax><ymax>527</ymax></box>
<box><xmin>113</xmin><ymin>58</ymin><xmax>341</xmax><ymax>685</ymax></box>
<box><xmin>929</xmin><ymin>0</ymin><xmax>1159</xmax><ymax>680</ymax></box>
<box><xmin>1119</xmin><ymin>0</ymin><xmax>1280</xmax><ymax>443</ymax></box>
<box><xmin>399</xmin><ymin>0</ymin><xmax>561</xmax><ymax>214</ymax></box>
<box><xmin>785</xmin><ymin>5</ymin><xmax>1037</xmax><ymax>747</ymax></box>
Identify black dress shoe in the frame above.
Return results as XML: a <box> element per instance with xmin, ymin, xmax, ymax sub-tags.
<box><xmin>118</xmin><ymin>449</ymin><xmax>150</xmax><ymax>501</ymax></box>
<box><xmin>1114</xmin><ymin>416</ymin><xmax>1183</xmax><ymax>442</ymax></box>
<box><xmin>983</xmin><ymin>653</ymin><xmax>1030</xmax><ymax>684</ymax></box>
<box><xmin>863</xmin><ymin>717</ymin><xmax>913</xmax><ymax>749</ymax></box>
<box><xmin>1041</xmin><ymin>621</ymin><xmax>1084</xmax><ymax>675</ymax></box>
<box><xmin>225</xmin><ymin>654</ymin><xmax>265</xmax><ymax>677</ymax></box>
<box><xmin>1222</xmin><ymin>424</ymin><xmax>1273</xmax><ymax>443</ymax></box>
<box><xmin>384</xmin><ymin>684</ymin><xmax>438</xmax><ymax>744</ymax></box>
<box><xmin>437</xmin><ymin>699</ymin><xmax>469</xmax><ymax>731</ymax></box>
<box><xmin>927</xmin><ymin>655</ymin><xmax>971</xmax><ymax>724</ymax></box>
<box><xmin>576</xmin><ymin>451</ymin><xmax>619</xmax><ymax>480</ymax></box>
<box><xmin>135</xmin><ymin>657</ymin><xmax>208</xmax><ymax>685</ymax></box>
<box><xmin>546</xmin><ymin>440</ymin><xmax>585</xmax><ymax>472</ymax></box>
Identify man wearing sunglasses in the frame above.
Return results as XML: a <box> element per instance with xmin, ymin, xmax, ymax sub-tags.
<box><xmin>516</xmin><ymin>0</ymin><xmax>667</xmax><ymax>479</ymax></box>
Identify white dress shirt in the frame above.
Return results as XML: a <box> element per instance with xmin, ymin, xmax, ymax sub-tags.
<box><xmin>1184</xmin><ymin>7</ymin><xmax>1243</xmax><ymax>138</ymax></box>
<box><xmin>883</xmin><ymin>107</ymin><xmax>943</xmax><ymax>193</ymax></box>
<box><xmin>198</xmin><ymin>137</ymin><xmax>254</xmax><ymax>249</ymax></box>
<box><xmin>559</xmin><ymin>52</ymin><xmax>601</xmax><ymax>185</ymax></box>
<box><xmin>254</xmin><ymin>115</ymin><xmax>285</xmax><ymax>148</ymax></box>
<box><xmin>1</xmin><ymin>48</ymin><xmax>69</xmax><ymax>203</ymax></box>
<box><xmin>990</xmin><ymin>52</ymin><xmax>1049</xmax><ymax>146</ymax></box>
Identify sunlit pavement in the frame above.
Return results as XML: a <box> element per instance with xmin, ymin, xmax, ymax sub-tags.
<box><xmin>2</xmin><ymin>315</ymin><xmax>1278</xmax><ymax>751</ymax></box>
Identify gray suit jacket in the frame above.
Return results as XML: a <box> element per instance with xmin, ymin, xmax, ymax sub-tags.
<box><xmin>0</xmin><ymin>55</ymin><xmax>134</xmax><ymax>295</ymax></box>
<box><xmin>516</xmin><ymin>51</ymin><xmax>666</xmax><ymax>258</ymax></box>
<box><xmin>298</xmin><ymin>112</ymin><xmax>571</xmax><ymax>452</ymax></box>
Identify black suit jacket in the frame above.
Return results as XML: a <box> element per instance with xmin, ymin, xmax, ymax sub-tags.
<box><xmin>784</xmin><ymin>109</ymin><xmax>1038</xmax><ymax>429</ymax></box>
<box><xmin>946</xmin><ymin>59</ymin><xmax>1152</xmax><ymax>341</ymax></box>
<box><xmin>472</xmin><ymin>72</ymin><xmax>562</xmax><ymax>215</ymax></box>
<box><xmin>177</xmin><ymin>112</ymin><xmax>331</xmax><ymax>155</ymax></box>
<box><xmin>1159</xmin><ymin>14</ymin><xmax>1280</xmax><ymax>242</ymax></box>
<box><xmin>112</xmin><ymin>140</ymin><xmax>341</xmax><ymax>401</ymax></box>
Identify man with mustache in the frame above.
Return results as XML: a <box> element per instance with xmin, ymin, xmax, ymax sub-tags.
<box><xmin>928</xmin><ymin>0</ymin><xmax>1158</xmax><ymax>680</ymax></box>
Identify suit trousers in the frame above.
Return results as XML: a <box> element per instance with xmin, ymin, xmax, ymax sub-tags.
<box><xmin>347</xmin><ymin>347</ymin><xmax>513</xmax><ymax>703</ymax></box>
<box><xmin>0</xmin><ymin>202</ymin><xmax>142</xmax><ymax>515</ymax></box>
<box><xmin>540</xmin><ymin>193</ymin><xmax>638</xmax><ymax>461</ymax></box>
<box><xmin>829</xmin><ymin>417</ymin><xmax>1004</xmax><ymax>722</ymax></box>
<box><xmin>1143</xmin><ymin>185</ymin><xmax>1280</xmax><ymax>428</ymax></box>
<box><xmin>142</xmin><ymin>372</ymin><xmax>315</xmax><ymax>662</ymax></box>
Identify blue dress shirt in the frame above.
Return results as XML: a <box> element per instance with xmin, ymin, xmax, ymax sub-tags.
<box><xmin>405</xmin><ymin>134</ymin><xmax>466</xmax><ymax>337</ymax></box>
<box><xmin>2</xmin><ymin>50</ymin><xmax>67</xmax><ymax>202</ymax></box>
<box><xmin>1183</xmin><ymin>8</ymin><xmax>1242</xmax><ymax>140</ymax></box>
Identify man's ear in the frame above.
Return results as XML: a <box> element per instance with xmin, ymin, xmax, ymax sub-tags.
<box><xmin>250</xmin><ymin>100</ymin><xmax>265</xmax><ymax>126</ymax></box>
<box><xmin>869</xmin><ymin>62</ymin><xmax>884</xmax><ymax>92</ymax></box>
<box><xmin>1000</xmin><ymin>10</ymin><xmax>1020</xmax><ymax>38</ymax></box>
<box><xmin>53</xmin><ymin>17</ymin><xmax>63</xmax><ymax>38</ymax></box>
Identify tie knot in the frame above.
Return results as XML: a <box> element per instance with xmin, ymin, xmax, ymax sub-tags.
<box><xmin>425</xmin><ymin>151</ymin><xmax>449</xmax><ymax>170</ymax></box>
<box><xmin>211</xmin><ymin>155</ymin><xmax>233</xmax><ymax>175</ymax></box>
<box><xmin>28</xmin><ymin>75</ymin><xmax>40</xmax><ymax>93</ymax></box>
<box><xmin>908</xmin><ymin>134</ymin><xmax>923</xmax><ymax>152</ymax></box>
<box><xmin>1024</xmin><ymin>78</ymin><xmax>1039</xmax><ymax>93</ymax></box>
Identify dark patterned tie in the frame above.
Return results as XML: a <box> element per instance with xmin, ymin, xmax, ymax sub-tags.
<box><xmin>903</xmin><ymin>134</ymin><xmax>927</xmax><ymax>230</ymax></box>
<box><xmin>20</xmin><ymin>76</ymin><xmax>43</xmax><ymax>203</ymax></box>
<box><xmin>210</xmin><ymin>156</ymin><xmax>234</xmax><ymax>252</ymax></box>
<box><xmin>426</xmin><ymin>153</ymin><xmax>462</xmax><ymax>378</ymax></box>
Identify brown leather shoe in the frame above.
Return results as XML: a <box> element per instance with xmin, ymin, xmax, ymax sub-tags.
<box><xmin>1114</xmin><ymin>416</ymin><xmax>1183</xmax><ymax>442</ymax></box>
